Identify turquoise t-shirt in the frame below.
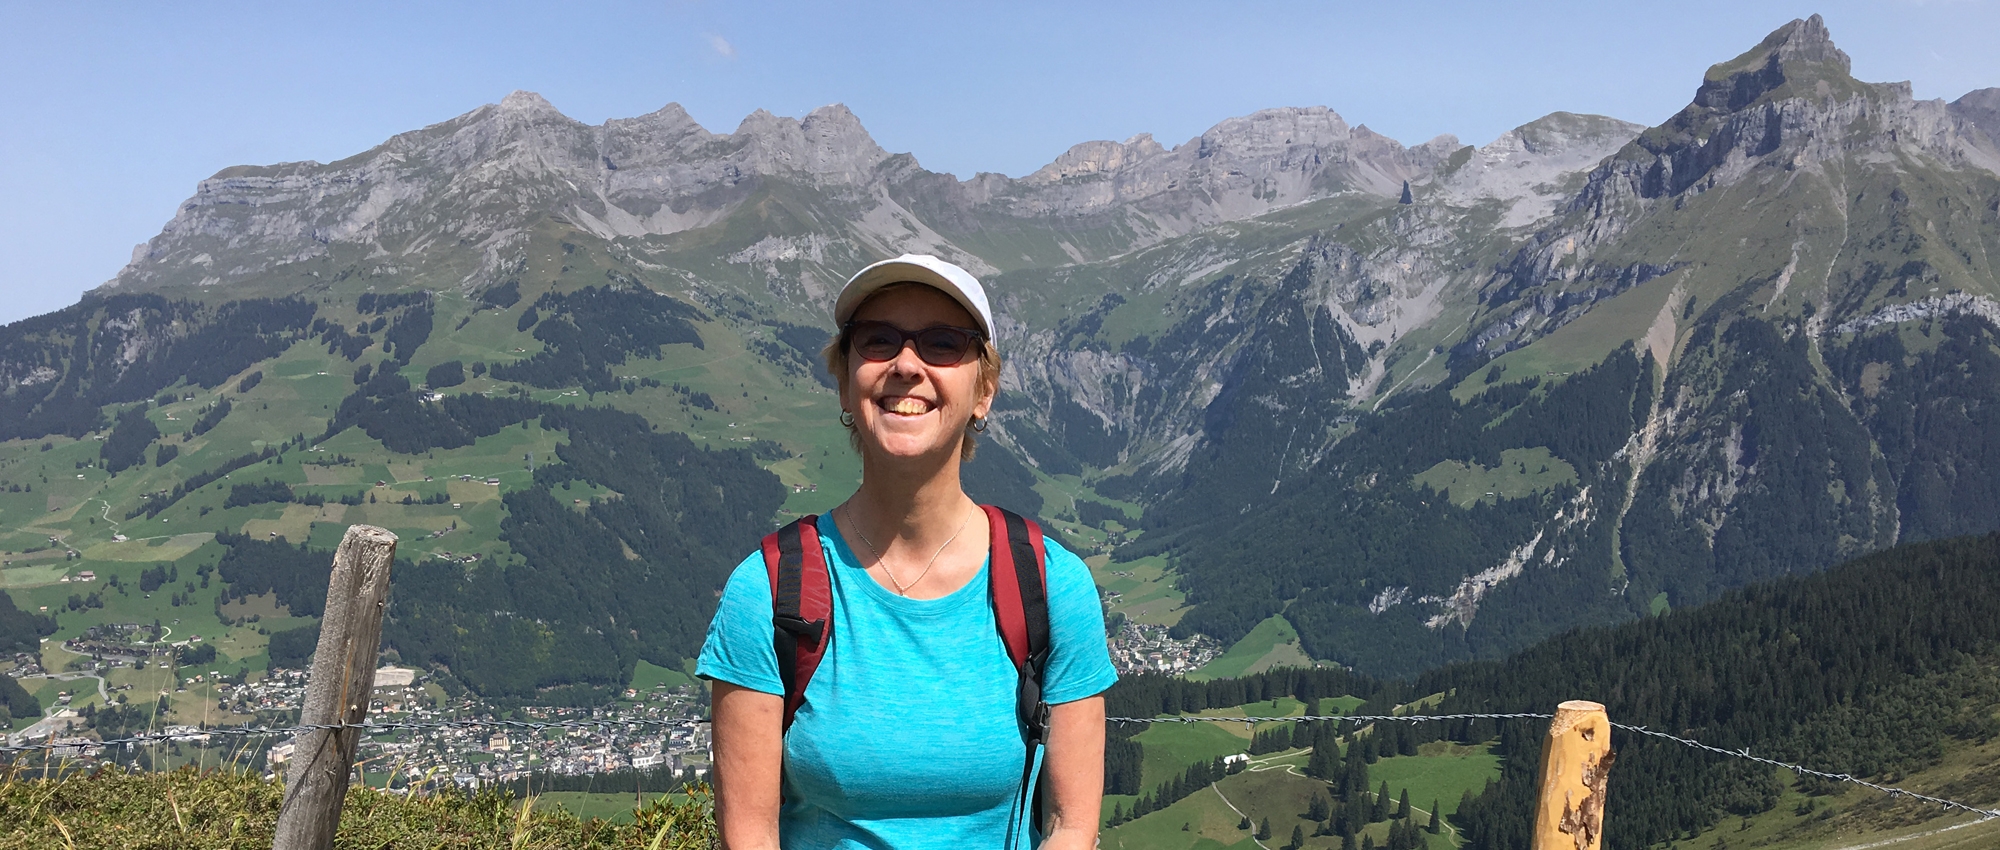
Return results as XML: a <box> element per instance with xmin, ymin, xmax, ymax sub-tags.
<box><xmin>696</xmin><ymin>524</ymin><xmax>1117</xmax><ymax>849</ymax></box>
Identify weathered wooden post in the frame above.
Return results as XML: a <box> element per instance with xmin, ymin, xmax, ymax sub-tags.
<box><xmin>272</xmin><ymin>524</ymin><xmax>397</xmax><ymax>850</ymax></box>
<box><xmin>1532</xmin><ymin>700</ymin><xmax>1614</xmax><ymax>850</ymax></box>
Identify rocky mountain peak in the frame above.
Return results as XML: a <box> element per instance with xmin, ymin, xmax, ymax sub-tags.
<box><xmin>728</xmin><ymin>103</ymin><xmax>891</xmax><ymax>183</ymax></box>
<box><xmin>1952</xmin><ymin>88</ymin><xmax>2000</xmax><ymax>146</ymax></box>
<box><xmin>495</xmin><ymin>90</ymin><xmax>574</xmax><ymax>123</ymax></box>
<box><xmin>1695</xmin><ymin>14</ymin><xmax>1854</xmax><ymax>112</ymax></box>
<box><xmin>1766</xmin><ymin>13</ymin><xmax>1849</xmax><ymax>72</ymax></box>
<box><xmin>1022</xmin><ymin>134</ymin><xmax>1167</xmax><ymax>183</ymax></box>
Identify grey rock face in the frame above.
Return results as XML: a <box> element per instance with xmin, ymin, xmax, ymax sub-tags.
<box><xmin>1005</xmin><ymin>107</ymin><xmax>1456</xmax><ymax>221</ymax></box>
<box><xmin>1462</xmin><ymin>16</ymin><xmax>2000</xmax><ymax>362</ymax></box>
<box><xmin>1950</xmin><ymin>88</ymin><xmax>2000</xmax><ymax>147</ymax></box>
<box><xmin>104</xmin><ymin>99</ymin><xmax>1466</xmax><ymax>297</ymax></box>
<box><xmin>109</xmin><ymin>93</ymin><xmax>909</xmax><ymax>293</ymax></box>
<box><xmin>1435</xmin><ymin>112</ymin><xmax>1646</xmax><ymax>228</ymax></box>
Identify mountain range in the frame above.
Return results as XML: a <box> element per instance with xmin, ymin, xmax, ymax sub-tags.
<box><xmin>4</xmin><ymin>14</ymin><xmax>1999</xmax><ymax>691</ymax></box>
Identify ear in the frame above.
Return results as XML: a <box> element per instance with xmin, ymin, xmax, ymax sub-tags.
<box><xmin>833</xmin><ymin>363</ymin><xmax>855</xmax><ymax>413</ymax></box>
<box><xmin>972</xmin><ymin>381</ymin><xmax>996</xmax><ymax>421</ymax></box>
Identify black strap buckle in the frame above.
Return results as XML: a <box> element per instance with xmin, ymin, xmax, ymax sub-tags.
<box><xmin>774</xmin><ymin>614</ymin><xmax>825</xmax><ymax>644</ymax></box>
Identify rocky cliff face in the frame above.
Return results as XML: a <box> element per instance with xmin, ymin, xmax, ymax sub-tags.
<box><xmin>106</xmin><ymin>96</ymin><xmax>1478</xmax><ymax>301</ymax></box>
<box><xmin>1004</xmin><ymin>107</ymin><xmax>1458</xmax><ymax>219</ymax></box>
<box><xmin>1952</xmin><ymin>88</ymin><xmax>2000</xmax><ymax>146</ymax></box>
<box><xmin>1463</xmin><ymin>13</ymin><xmax>2000</xmax><ymax>366</ymax></box>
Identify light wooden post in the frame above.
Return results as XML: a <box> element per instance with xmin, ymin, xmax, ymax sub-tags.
<box><xmin>272</xmin><ymin>525</ymin><xmax>397</xmax><ymax>850</ymax></box>
<box><xmin>1532</xmin><ymin>700</ymin><xmax>1614</xmax><ymax>850</ymax></box>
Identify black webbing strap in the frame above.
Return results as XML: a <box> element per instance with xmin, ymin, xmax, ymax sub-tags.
<box><xmin>1001</xmin><ymin>510</ymin><xmax>1051</xmax><ymax>671</ymax></box>
<box><xmin>771</xmin><ymin>518</ymin><xmax>812</xmax><ymax>728</ymax></box>
<box><xmin>998</xmin><ymin>508</ymin><xmax>1053</xmax><ymax>837</ymax></box>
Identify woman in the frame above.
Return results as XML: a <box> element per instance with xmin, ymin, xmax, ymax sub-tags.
<box><xmin>698</xmin><ymin>254</ymin><xmax>1117</xmax><ymax>849</ymax></box>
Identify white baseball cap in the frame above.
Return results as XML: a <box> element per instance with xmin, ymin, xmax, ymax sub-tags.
<box><xmin>834</xmin><ymin>254</ymin><xmax>995</xmax><ymax>340</ymax></box>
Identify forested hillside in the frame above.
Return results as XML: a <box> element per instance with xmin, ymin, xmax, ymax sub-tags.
<box><xmin>1096</xmin><ymin>533</ymin><xmax>2000</xmax><ymax>849</ymax></box>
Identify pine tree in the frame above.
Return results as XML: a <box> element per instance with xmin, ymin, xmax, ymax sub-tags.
<box><xmin>1396</xmin><ymin>788</ymin><xmax>1411</xmax><ymax>820</ymax></box>
<box><xmin>1341</xmin><ymin>833</ymin><xmax>1358</xmax><ymax>850</ymax></box>
<box><xmin>1427</xmin><ymin>801</ymin><xmax>1441</xmax><ymax>833</ymax></box>
<box><xmin>1289</xmin><ymin>824</ymin><xmax>1306</xmax><ymax>850</ymax></box>
<box><xmin>1373</xmin><ymin>781</ymin><xmax>1391</xmax><ymax>822</ymax></box>
<box><xmin>1258</xmin><ymin>817</ymin><xmax>1272</xmax><ymax>840</ymax></box>
<box><xmin>1399</xmin><ymin>180</ymin><xmax>1414</xmax><ymax>205</ymax></box>
<box><xmin>1306</xmin><ymin>731</ymin><xmax>1339</xmax><ymax>779</ymax></box>
<box><xmin>1308</xmin><ymin>792</ymin><xmax>1331</xmax><ymax>821</ymax></box>
<box><xmin>1240</xmin><ymin>816</ymin><xmax>1252</xmax><ymax>830</ymax></box>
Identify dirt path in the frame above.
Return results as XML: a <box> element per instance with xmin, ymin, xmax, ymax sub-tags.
<box><xmin>1209</xmin><ymin>784</ymin><xmax>1272</xmax><ymax>850</ymax></box>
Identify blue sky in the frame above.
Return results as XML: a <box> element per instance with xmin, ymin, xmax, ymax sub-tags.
<box><xmin>3</xmin><ymin>0</ymin><xmax>1997</xmax><ymax>324</ymax></box>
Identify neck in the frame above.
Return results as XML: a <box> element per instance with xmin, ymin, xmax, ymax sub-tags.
<box><xmin>846</xmin><ymin>445</ymin><xmax>974</xmax><ymax>545</ymax></box>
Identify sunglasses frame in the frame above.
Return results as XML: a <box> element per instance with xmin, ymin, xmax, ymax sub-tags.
<box><xmin>841</xmin><ymin>320</ymin><xmax>987</xmax><ymax>366</ymax></box>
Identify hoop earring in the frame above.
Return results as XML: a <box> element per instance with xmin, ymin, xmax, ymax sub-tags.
<box><xmin>970</xmin><ymin>417</ymin><xmax>988</xmax><ymax>433</ymax></box>
<box><xmin>839</xmin><ymin>410</ymin><xmax>855</xmax><ymax>428</ymax></box>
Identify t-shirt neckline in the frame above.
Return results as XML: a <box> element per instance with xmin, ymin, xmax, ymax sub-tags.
<box><xmin>822</xmin><ymin>525</ymin><xmax>991</xmax><ymax>615</ymax></box>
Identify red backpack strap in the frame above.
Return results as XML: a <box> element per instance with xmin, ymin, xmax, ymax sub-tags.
<box><xmin>762</xmin><ymin>514</ymin><xmax>831</xmax><ymax>732</ymax></box>
<box><xmin>984</xmin><ymin>505</ymin><xmax>1051</xmax><ymax>679</ymax></box>
<box><xmin>984</xmin><ymin>505</ymin><xmax>1054</xmax><ymax>838</ymax></box>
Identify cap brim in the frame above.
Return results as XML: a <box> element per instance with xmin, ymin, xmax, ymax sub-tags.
<box><xmin>835</xmin><ymin>259</ymin><xmax>993</xmax><ymax>338</ymax></box>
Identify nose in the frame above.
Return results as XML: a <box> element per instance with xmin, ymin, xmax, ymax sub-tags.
<box><xmin>887</xmin><ymin>339</ymin><xmax>927</xmax><ymax>376</ymax></box>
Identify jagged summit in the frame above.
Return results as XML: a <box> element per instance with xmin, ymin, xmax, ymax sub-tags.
<box><xmin>497</xmin><ymin>90</ymin><xmax>565</xmax><ymax>116</ymax></box>
<box><xmin>1695</xmin><ymin>14</ymin><xmax>1855</xmax><ymax>112</ymax></box>
<box><xmin>1953</xmin><ymin>87</ymin><xmax>2000</xmax><ymax>145</ymax></box>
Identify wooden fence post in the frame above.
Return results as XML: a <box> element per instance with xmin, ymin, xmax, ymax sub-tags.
<box><xmin>272</xmin><ymin>524</ymin><xmax>397</xmax><ymax>850</ymax></box>
<box><xmin>1532</xmin><ymin>700</ymin><xmax>1614</xmax><ymax>850</ymax></box>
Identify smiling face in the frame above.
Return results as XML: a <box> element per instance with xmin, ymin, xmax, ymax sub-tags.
<box><xmin>837</xmin><ymin>284</ymin><xmax>997</xmax><ymax>465</ymax></box>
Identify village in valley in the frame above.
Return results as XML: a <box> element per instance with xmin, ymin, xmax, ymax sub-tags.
<box><xmin>7</xmin><ymin>643</ymin><xmax>713</xmax><ymax>792</ymax></box>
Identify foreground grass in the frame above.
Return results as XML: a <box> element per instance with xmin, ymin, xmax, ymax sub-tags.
<box><xmin>0</xmin><ymin>766</ymin><xmax>715</xmax><ymax>850</ymax></box>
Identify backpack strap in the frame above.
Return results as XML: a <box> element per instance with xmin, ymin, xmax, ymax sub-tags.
<box><xmin>762</xmin><ymin>514</ymin><xmax>831</xmax><ymax>732</ymax></box>
<box><xmin>983</xmin><ymin>505</ymin><xmax>1053</xmax><ymax>835</ymax></box>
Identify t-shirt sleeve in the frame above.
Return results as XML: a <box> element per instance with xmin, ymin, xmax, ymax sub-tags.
<box><xmin>695</xmin><ymin>552</ymin><xmax>784</xmax><ymax>695</ymax></box>
<box><xmin>1038</xmin><ymin>537</ymin><xmax>1119</xmax><ymax>704</ymax></box>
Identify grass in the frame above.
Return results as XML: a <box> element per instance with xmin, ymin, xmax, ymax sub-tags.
<box><xmin>1410</xmin><ymin>447</ymin><xmax>1578</xmax><ymax>508</ymax></box>
<box><xmin>1192</xmin><ymin>615</ymin><xmax>1315</xmax><ymax>681</ymax></box>
<box><xmin>0</xmin><ymin>766</ymin><xmax>716</xmax><ymax>849</ymax></box>
<box><xmin>1101</xmin><ymin>773</ymin><xmax>1247</xmax><ymax>850</ymax></box>
<box><xmin>1103</xmin><ymin>764</ymin><xmax>1459</xmax><ymax>850</ymax></box>
<box><xmin>531</xmin><ymin>791</ymin><xmax>690</xmax><ymax>824</ymax></box>
<box><xmin>1368</xmin><ymin>742</ymin><xmax>1502</xmax><ymax>821</ymax></box>
<box><xmin>1450</xmin><ymin>270</ymin><xmax>1681</xmax><ymax>403</ymax></box>
<box><xmin>1091</xmin><ymin>555</ymin><xmax>1189</xmax><ymax>626</ymax></box>
<box><xmin>628</xmin><ymin>660</ymin><xmax>691</xmax><ymax>693</ymax></box>
<box><xmin>1134</xmin><ymin>721</ymin><xmax>1254</xmax><ymax>789</ymax></box>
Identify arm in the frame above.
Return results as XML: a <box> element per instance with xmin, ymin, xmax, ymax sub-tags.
<box><xmin>1038</xmin><ymin>695</ymin><xmax>1106</xmax><ymax>850</ymax></box>
<box><xmin>712</xmin><ymin>681</ymin><xmax>785</xmax><ymax>850</ymax></box>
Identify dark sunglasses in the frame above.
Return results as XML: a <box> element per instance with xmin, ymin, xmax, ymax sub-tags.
<box><xmin>842</xmin><ymin>320</ymin><xmax>985</xmax><ymax>366</ymax></box>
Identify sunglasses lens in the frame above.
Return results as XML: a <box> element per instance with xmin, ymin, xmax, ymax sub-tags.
<box><xmin>915</xmin><ymin>328</ymin><xmax>974</xmax><ymax>365</ymax></box>
<box><xmin>852</xmin><ymin>324</ymin><xmax>903</xmax><ymax>361</ymax></box>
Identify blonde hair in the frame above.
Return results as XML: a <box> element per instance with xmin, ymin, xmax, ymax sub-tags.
<box><xmin>823</xmin><ymin>283</ymin><xmax>1002</xmax><ymax>460</ymax></box>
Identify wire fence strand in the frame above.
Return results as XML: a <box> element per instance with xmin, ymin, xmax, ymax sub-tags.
<box><xmin>9</xmin><ymin>709</ymin><xmax>1998</xmax><ymax>821</ymax></box>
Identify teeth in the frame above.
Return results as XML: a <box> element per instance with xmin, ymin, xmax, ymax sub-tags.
<box><xmin>886</xmin><ymin>398</ymin><xmax>931</xmax><ymax>415</ymax></box>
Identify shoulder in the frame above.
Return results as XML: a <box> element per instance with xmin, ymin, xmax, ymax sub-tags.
<box><xmin>716</xmin><ymin>549</ymin><xmax>772</xmax><ymax>611</ymax></box>
<box><xmin>1037</xmin><ymin>534</ymin><xmax>1094</xmax><ymax>592</ymax></box>
<box><xmin>1034</xmin><ymin>534</ymin><xmax>1104</xmax><ymax>619</ymax></box>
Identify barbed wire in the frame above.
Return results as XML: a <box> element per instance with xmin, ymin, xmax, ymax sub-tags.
<box><xmin>9</xmin><ymin>710</ymin><xmax>2000</xmax><ymax>822</ymax></box>
<box><xmin>1608</xmin><ymin>722</ymin><xmax>2000</xmax><ymax>820</ymax></box>
<box><xmin>1108</xmin><ymin>712</ymin><xmax>2000</xmax><ymax>820</ymax></box>
<box><xmin>1104</xmin><ymin>712</ymin><xmax>1554</xmax><ymax>726</ymax></box>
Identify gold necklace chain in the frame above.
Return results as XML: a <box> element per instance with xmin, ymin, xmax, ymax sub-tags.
<box><xmin>843</xmin><ymin>504</ymin><xmax>972</xmax><ymax>596</ymax></box>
